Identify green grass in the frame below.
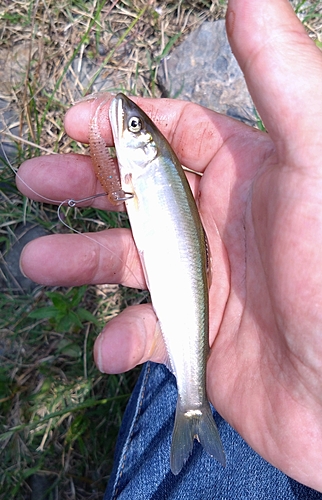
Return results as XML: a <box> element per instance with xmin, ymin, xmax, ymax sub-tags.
<box><xmin>1</xmin><ymin>0</ymin><xmax>321</xmax><ymax>498</ymax></box>
<box><xmin>0</xmin><ymin>265</ymin><xmax>144</xmax><ymax>497</ymax></box>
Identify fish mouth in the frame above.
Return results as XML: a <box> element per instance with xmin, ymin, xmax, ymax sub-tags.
<box><xmin>109</xmin><ymin>94</ymin><xmax>126</xmax><ymax>145</ymax></box>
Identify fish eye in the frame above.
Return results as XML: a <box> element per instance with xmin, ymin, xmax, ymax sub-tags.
<box><xmin>128</xmin><ymin>116</ymin><xmax>142</xmax><ymax>133</ymax></box>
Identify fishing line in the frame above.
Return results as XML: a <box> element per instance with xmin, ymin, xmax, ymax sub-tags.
<box><xmin>1</xmin><ymin>141</ymin><xmax>144</xmax><ymax>289</ymax></box>
<box><xmin>57</xmin><ymin>196</ymin><xmax>144</xmax><ymax>289</ymax></box>
<box><xmin>56</xmin><ymin>193</ymin><xmax>108</xmax><ymax>228</ymax></box>
<box><xmin>1</xmin><ymin>141</ymin><xmax>65</xmax><ymax>205</ymax></box>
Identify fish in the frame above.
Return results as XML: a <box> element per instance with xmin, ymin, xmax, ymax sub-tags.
<box><xmin>107</xmin><ymin>93</ymin><xmax>225</xmax><ymax>474</ymax></box>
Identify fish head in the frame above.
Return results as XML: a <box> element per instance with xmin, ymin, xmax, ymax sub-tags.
<box><xmin>109</xmin><ymin>93</ymin><xmax>159</xmax><ymax>176</ymax></box>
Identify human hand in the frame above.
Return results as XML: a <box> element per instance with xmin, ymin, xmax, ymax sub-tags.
<box><xmin>17</xmin><ymin>0</ymin><xmax>322</xmax><ymax>490</ymax></box>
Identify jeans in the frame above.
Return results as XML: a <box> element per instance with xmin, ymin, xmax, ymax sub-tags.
<box><xmin>104</xmin><ymin>362</ymin><xmax>322</xmax><ymax>499</ymax></box>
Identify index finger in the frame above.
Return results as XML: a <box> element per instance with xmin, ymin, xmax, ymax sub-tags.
<box><xmin>64</xmin><ymin>94</ymin><xmax>247</xmax><ymax>173</ymax></box>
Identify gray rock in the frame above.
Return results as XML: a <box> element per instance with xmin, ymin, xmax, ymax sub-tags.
<box><xmin>71</xmin><ymin>57</ymin><xmax>113</xmax><ymax>97</ymax></box>
<box><xmin>71</xmin><ymin>57</ymin><xmax>128</xmax><ymax>100</ymax></box>
<box><xmin>29</xmin><ymin>473</ymin><xmax>56</xmax><ymax>500</ymax></box>
<box><xmin>0</xmin><ymin>98</ymin><xmax>20</xmax><ymax>163</ymax></box>
<box><xmin>158</xmin><ymin>20</ymin><xmax>258</xmax><ymax>127</ymax></box>
<box><xmin>0</xmin><ymin>47</ymin><xmax>126</xmax><ymax>163</ymax></box>
<box><xmin>0</xmin><ymin>44</ymin><xmax>32</xmax><ymax>163</ymax></box>
<box><xmin>0</xmin><ymin>223</ymin><xmax>48</xmax><ymax>293</ymax></box>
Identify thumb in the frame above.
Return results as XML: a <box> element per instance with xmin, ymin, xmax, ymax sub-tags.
<box><xmin>226</xmin><ymin>0</ymin><xmax>322</xmax><ymax>168</ymax></box>
<box><xmin>94</xmin><ymin>304</ymin><xmax>167</xmax><ymax>374</ymax></box>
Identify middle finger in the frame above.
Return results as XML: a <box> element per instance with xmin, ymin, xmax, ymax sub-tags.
<box><xmin>20</xmin><ymin>228</ymin><xmax>146</xmax><ymax>289</ymax></box>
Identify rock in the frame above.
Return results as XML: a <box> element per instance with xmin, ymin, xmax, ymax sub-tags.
<box><xmin>0</xmin><ymin>98</ymin><xmax>20</xmax><ymax>163</ymax></box>
<box><xmin>0</xmin><ymin>223</ymin><xmax>48</xmax><ymax>293</ymax></box>
<box><xmin>70</xmin><ymin>57</ymin><xmax>127</xmax><ymax>100</ymax></box>
<box><xmin>158</xmin><ymin>20</ymin><xmax>258</xmax><ymax>127</ymax></box>
<box><xmin>0</xmin><ymin>44</ymin><xmax>32</xmax><ymax>163</ymax></box>
<box><xmin>29</xmin><ymin>473</ymin><xmax>56</xmax><ymax>500</ymax></box>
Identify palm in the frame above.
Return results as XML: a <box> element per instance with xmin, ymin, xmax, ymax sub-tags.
<box><xmin>201</xmin><ymin>131</ymin><xmax>322</xmax><ymax>486</ymax></box>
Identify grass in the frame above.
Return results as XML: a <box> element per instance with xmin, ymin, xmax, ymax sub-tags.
<box><xmin>0</xmin><ymin>1</ymin><xmax>226</xmax><ymax>498</ymax></box>
<box><xmin>0</xmin><ymin>0</ymin><xmax>321</xmax><ymax>498</ymax></box>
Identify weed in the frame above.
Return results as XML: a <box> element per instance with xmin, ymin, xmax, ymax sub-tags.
<box><xmin>28</xmin><ymin>286</ymin><xmax>99</xmax><ymax>333</ymax></box>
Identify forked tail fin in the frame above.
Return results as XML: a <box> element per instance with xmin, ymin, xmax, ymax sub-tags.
<box><xmin>170</xmin><ymin>401</ymin><xmax>226</xmax><ymax>475</ymax></box>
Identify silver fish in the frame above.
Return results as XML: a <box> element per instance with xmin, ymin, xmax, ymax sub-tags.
<box><xmin>109</xmin><ymin>93</ymin><xmax>225</xmax><ymax>474</ymax></box>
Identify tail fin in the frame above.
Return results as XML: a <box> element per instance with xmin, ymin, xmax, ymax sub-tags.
<box><xmin>170</xmin><ymin>401</ymin><xmax>226</xmax><ymax>475</ymax></box>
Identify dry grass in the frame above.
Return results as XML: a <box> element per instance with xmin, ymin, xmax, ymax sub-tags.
<box><xmin>0</xmin><ymin>0</ymin><xmax>227</xmax><ymax>157</ymax></box>
<box><xmin>0</xmin><ymin>0</ymin><xmax>321</xmax><ymax>499</ymax></box>
<box><xmin>0</xmin><ymin>1</ymin><xmax>227</xmax><ymax>498</ymax></box>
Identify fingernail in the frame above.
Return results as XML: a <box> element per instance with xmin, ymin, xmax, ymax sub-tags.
<box><xmin>19</xmin><ymin>246</ymin><xmax>29</xmax><ymax>278</ymax></box>
<box><xmin>95</xmin><ymin>331</ymin><xmax>106</xmax><ymax>373</ymax></box>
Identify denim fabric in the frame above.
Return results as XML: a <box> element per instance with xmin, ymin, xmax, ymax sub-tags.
<box><xmin>104</xmin><ymin>362</ymin><xmax>322</xmax><ymax>500</ymax></box>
